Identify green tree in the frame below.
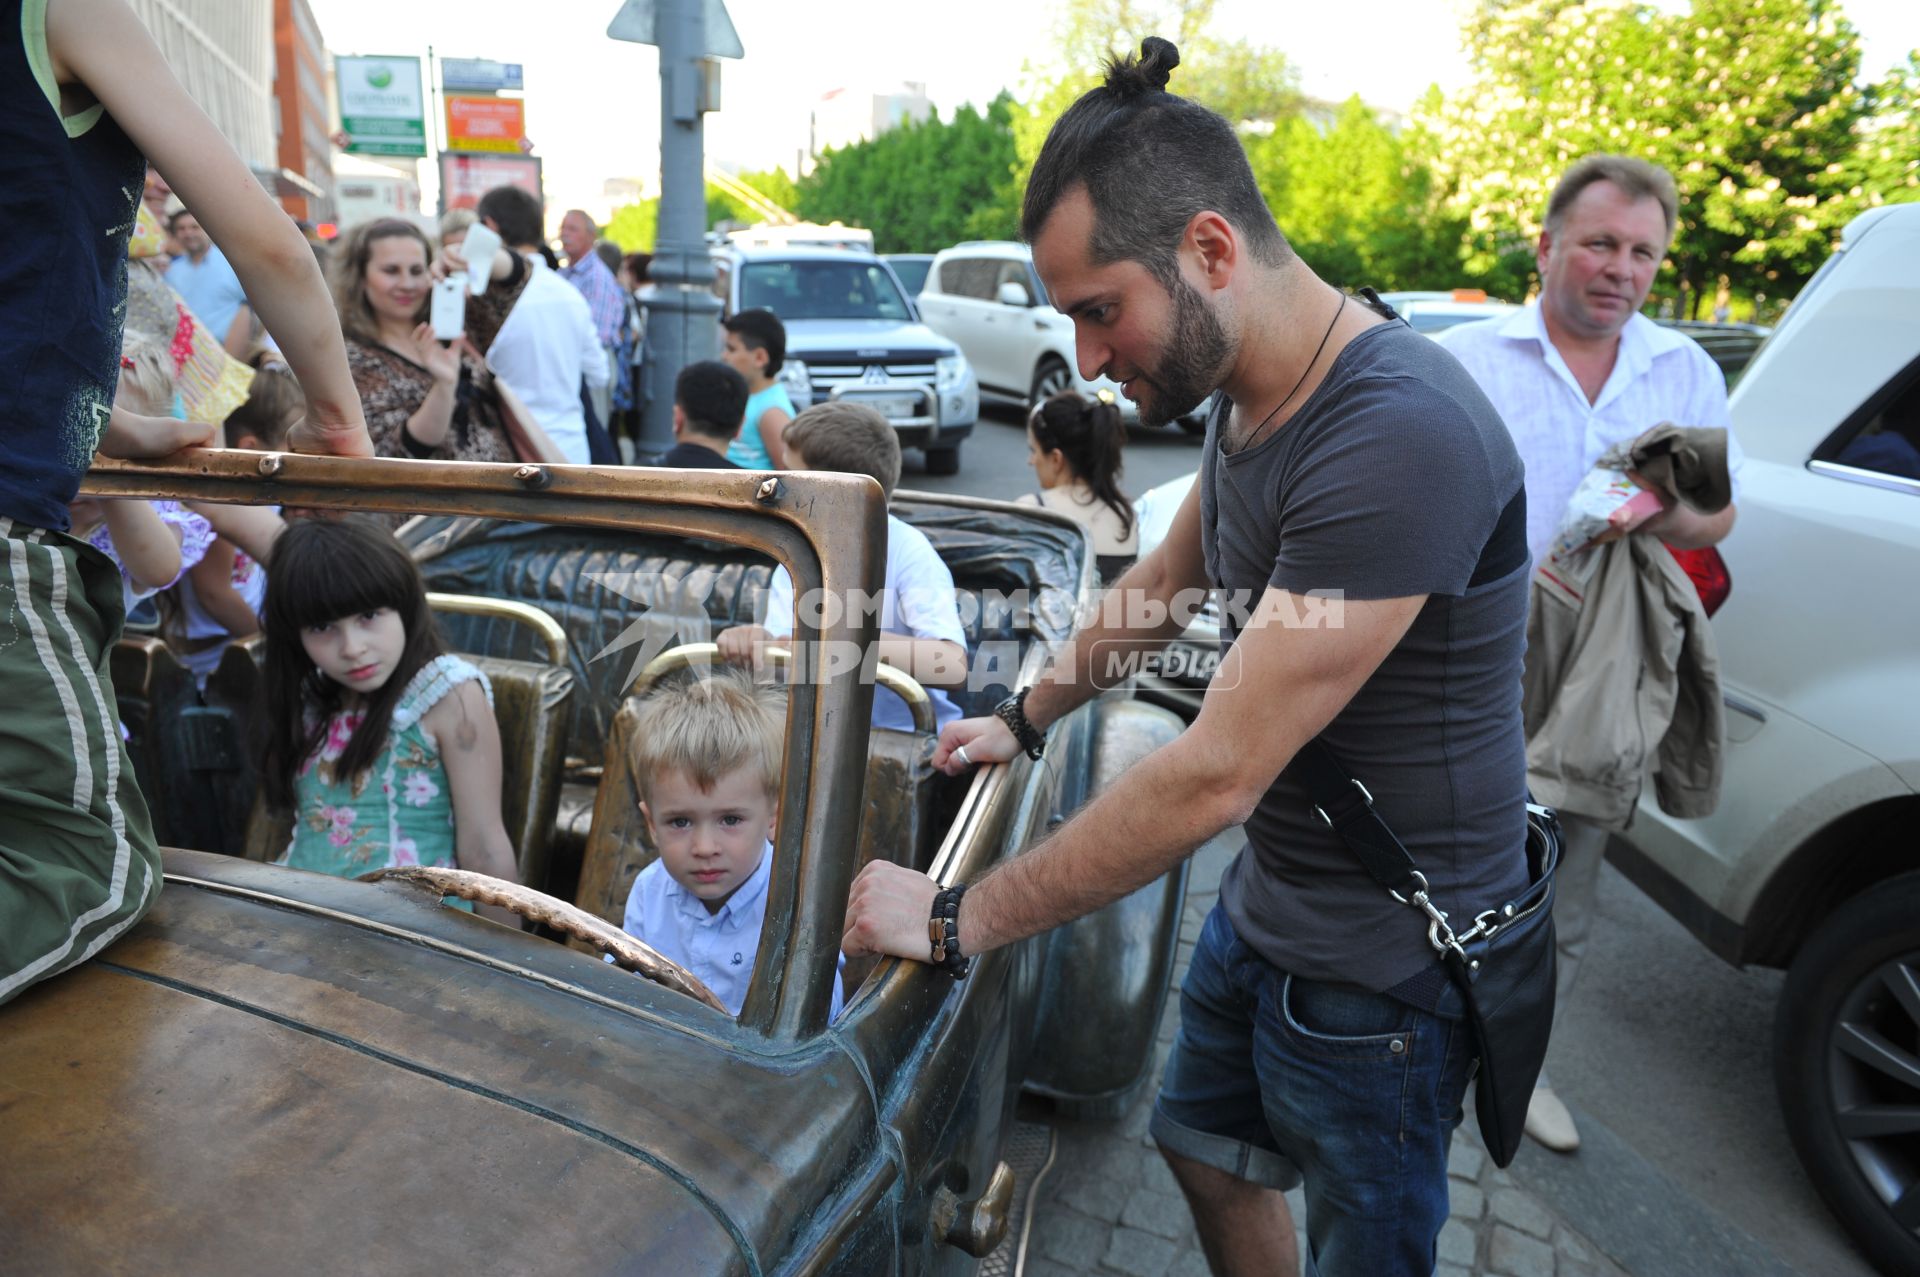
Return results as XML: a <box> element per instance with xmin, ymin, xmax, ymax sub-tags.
<box><xmin>1856</xmin><ymin>51</ymin><xmax>1920</xmax><ymax>205</ymax></box>
<box><xmin>1246</xmin><ymin>96</ymin><xmax>1467</xmax><ymax>291</ymax></box>
<box><xmin>600</xmin><ymin>166</ymin><xmax>805</xmax><ymax>253</ymax></box>
<box><xmin>1429</xmin><ymin>0</ymin><xmax>1874</xmax><ymax>315</ymax></box>
<box><xmin>604</xmin><ymin>200</ymin><xmax>657</xmax><ymax>252</ymax></box>
<box><xmin>793</xmin><ymin>97</ymin><xmax>1020</xmax><ymax>252</ymax></box>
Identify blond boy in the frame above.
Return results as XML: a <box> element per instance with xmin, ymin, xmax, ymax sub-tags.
<box><xmin>622</xmin><ymin>668</ymin><xmax>843</xmax><ymax>1018</ymax></box>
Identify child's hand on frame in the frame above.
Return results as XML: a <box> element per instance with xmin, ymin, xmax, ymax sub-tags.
<box><xmin>98</xmin><ymin>406</ymin><xmax>215</xmax><ymax>459</ymax></box>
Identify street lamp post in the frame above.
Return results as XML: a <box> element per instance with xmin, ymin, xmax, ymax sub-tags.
<box><xmin>610</xmin><ymin>0</ymin><xmax>742</xmax><ymax>460</ymax></box>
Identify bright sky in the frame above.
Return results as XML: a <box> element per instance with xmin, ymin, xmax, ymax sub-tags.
<box><xmin>311</xmin><ymin>0</ymin><xmax>1919</xmax><ymax>220</ymax></box>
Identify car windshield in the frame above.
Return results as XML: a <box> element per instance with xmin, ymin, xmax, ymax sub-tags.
<box><xmin>741</xmin><ymin>260</ymin><xmax>913</xmax><ymax>321</ymax></box>
<box><xmin>889</xmin><ymin>258</ymin><xmax>931</xmax><ymax>295</ymax></box>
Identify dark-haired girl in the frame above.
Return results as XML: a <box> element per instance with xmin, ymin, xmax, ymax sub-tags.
<box><xmin>262</xmin><ymin>519</ymin><xmax>518</xmax><ymax>921</ymax></box>
<box><xmin>1017</xmin><ymin>390</ymin><xmax>1139</xmax><ymax>578</ymax></box>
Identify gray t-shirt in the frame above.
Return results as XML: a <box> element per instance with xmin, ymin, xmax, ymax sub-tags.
<box><xmin>1203</xmin><ymin>311</ymin><xmax>1530</xmax><ymax>1005</ymax></box>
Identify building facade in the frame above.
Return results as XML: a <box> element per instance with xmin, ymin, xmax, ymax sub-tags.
<box><xmin>126</xmin><ymin>0</ymin><xmax>325</xmax><ymax>215</ymax></box>
<box><xmin>272</xmin><ymin>0</ymin><xmax>334</xmax><ymax>222</ymax></box>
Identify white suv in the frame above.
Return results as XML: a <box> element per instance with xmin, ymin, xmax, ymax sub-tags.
<box><xmin>1606</xmin><ymin>204</ymin><xmax>1920</xmax><ymax>1275</ymax></box>
<box><xmin>918</xmin><ymin>241</ymin><xmax>1205</xmax><ymax>433</ymax></box>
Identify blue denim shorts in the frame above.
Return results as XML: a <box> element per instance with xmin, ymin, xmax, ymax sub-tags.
<box><xmin>1150</xmin><ymin>903</ymin><xmax>1473</xmax><ymax>1276</ymax></box>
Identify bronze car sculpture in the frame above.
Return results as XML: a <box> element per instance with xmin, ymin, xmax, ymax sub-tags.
<box><xmin>0</xmin><ymin>449</ymin><xmax>1188</xmax><ymax>1275</ymax></box>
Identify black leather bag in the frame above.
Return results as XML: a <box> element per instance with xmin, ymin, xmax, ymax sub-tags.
<box><xmin>1296</xmin><ymin>740</ymin><xmax>1560</xmax><ymax>1168</ymax></box>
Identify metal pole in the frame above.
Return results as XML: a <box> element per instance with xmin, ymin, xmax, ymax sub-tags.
<box><xmin>636</xmin><ymin>0</ymin><xmax>722</xmax><ymax>460</ymax></box>
<box><xmin>427</xmin><ymin>46</ymin><xmax>442</xmax><ymax>217</ymax></box>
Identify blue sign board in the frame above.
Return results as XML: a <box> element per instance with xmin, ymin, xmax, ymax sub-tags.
<box><xmin>441</xmin><ymin>58</ymin><xmax>525</xmax><ymax>92</ymax></box>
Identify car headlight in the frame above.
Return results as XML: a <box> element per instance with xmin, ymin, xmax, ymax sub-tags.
<box><xmin>935</xmin><ymin>351</ymin><xmax>968</xmax><ymax>389</ymax></box>
<box><xmin>780</xmin><ymin>360</ymin><xmax>813</xmax><ymax>405</ymax></box>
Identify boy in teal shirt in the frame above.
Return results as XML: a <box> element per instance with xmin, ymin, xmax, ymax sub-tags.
<box><xmin>720</xmin><ymin>308</ymin><xmax>797</xmax><ymax>469</ymax></box>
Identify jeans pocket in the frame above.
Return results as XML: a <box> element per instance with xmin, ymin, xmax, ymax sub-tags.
<box><xmin>1279</xmin><ymin>974</ymin><xmax>1417</xmax><ymax>1061</ymax></box>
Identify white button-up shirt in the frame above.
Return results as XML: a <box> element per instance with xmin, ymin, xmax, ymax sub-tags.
<box><xmin>764</xmin><ymin>513</ymin><xmax>966</xmax><ymax>735</ymax></box>
<box><xmin>487</xmin><ymin>255</ymin><xmax>612</xmax><ymax>465</ymax></box>
<box><xmin>1438</xmin><ymin>306</ymin><xmax>1742</xmax><ymax>564</ymax></box>
<box><xmin>620</xmin><ymin>842</ymin><xmax>845</xmax><ymax>1019</ymax></box>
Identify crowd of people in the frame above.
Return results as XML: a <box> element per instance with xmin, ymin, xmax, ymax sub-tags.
<box><xmin>7</xmin><ymin>4</ymin><xmax>1750</xmax><ymax>1273</ymax></box>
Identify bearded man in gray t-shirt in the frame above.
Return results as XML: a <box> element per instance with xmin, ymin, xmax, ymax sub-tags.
<box><xmin>842</xmin><ymin>36</ymin><xmax>1532</xmax><ymax>1277</ymax></box>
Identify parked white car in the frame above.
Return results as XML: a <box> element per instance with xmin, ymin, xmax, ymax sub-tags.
<box><xmin>917</xmin><ymin>241</ymin><xmax>1206</xmax><ymax>433</ymax></box>
<box><xmin>712</xmin><ymin>246</ymin><xmax>979</xmax><ymax>475</ymax></box>
<box><xmin>1604</xmin><ymin>203</ymin><xmax>1920</xmax><ymax>1276</ymax></box>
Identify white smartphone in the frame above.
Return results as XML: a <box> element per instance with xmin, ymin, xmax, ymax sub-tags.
<box><xmin>459</xmin><ymin>222</ymin><xmax>502</xmax><ymax>295</ymax></box>
<box><xmin>430</xmin><ymin>274</ymin><xmax>468</xmax><ymax>340</ymax></box>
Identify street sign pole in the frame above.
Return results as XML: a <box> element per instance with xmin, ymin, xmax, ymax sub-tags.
<box><xmin>609</xmin><ymin>0</ymin><xmax>740</xmax><ymax>460</ymax></box>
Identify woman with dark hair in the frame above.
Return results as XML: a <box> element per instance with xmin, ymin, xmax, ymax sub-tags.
<box><xmin>1018</xmin><ymin>390</ymin><xmax>1138</xmax><ymax>577</ymax></box>
<box><xmin>261</xmin><ymin>517</ymin><xmax>519</xmax><ymax>923</ymax></box>
<box><xmin>329</xmin><ymin>217</ymin><xmax>529</xmax><ymax>463</ymax></box>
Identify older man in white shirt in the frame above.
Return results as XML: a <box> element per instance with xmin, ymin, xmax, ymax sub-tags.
<box><xmin>1439</xmin><ymin>154</ymin><xmax>1742</xmax><ymax>1154</ymax></box>
<box><xmin>474</xmin><ymin>186</ymin><xmax>610</xmax><ymax>465</ymax></box>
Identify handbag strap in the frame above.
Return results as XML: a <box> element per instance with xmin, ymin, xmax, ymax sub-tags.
<box><xmin>1295</xmin><ymin>739</ymin><xmax>1424</xmax><ymax>896</ymax></box>
<box><xmin>1296</xmin><ymin>738</ymin><xmax>1475</xmax><ymax>965</ymax></box>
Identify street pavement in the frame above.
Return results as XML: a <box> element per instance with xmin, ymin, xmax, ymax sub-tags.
<box><xmin>929</xmin><ymin>405</ymin><xmax>1878</xmax><ymax>1276</ymax></box>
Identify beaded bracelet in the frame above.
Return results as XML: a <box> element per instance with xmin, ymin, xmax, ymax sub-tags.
<box><xmin>928</xmin><ymin>883</ymin><xmax>972</xmax><ymax>979</ymax></box>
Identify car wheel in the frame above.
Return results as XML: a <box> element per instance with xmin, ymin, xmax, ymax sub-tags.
<box><xmin>924</xmin><ymin>446</ymin><xmax>961</xmax><ymax>477</ymax></box>
<box><xmin>1030</xmin><ymin>356</ymin><xmax>1073</xmax><ymax>411</ymax></box>
<box><xmin>1774</xmin><ymin>872</ymin><xmax>1920</xmax><ymax>1276</ymax></box>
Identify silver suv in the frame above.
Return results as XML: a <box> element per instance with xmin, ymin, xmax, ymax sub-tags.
<box><xmin>1608</xmin><ymin>204</ymin><xmax>1920</xmax><ymax>1275</ymax></box>
<box><xmin>714</xmin><ymin>247</ymin><xmax>980</xmax><ymax>475</ymax></box>
<box><xmin>919</xmin><ymin>240</ymin><xmax>1204</xmax><ymax>433</ymax></box>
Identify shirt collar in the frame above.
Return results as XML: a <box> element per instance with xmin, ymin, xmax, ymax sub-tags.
<box><xmin>1497</xmin><ymin>303</ymin><xmax>1685</xmax><ymax>412</ymax></box>
<box><xmin>1499</xmin><ymin>301</ymin><xmax>1687</xmax><ymax>357</ymax></box>
<box><xmin>663</xmin><ymin>841</ymin><xmax>773</xmax><ymax>926</ymax></box>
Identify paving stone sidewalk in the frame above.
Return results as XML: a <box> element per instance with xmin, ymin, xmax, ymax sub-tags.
<box><xmin>1022</xmin><ymin>835</ymin><xmax>1630</xmax><ymax>1277</ymax></box>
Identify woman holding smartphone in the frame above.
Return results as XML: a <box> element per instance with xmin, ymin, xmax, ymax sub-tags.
<box><xmin>328</xmin><ymin>218</ymin><xmax>530</xmax><ymax>463</ymax></box>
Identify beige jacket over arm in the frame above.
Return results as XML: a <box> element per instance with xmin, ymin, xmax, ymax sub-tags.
<box><xmin>1522</xmin><ymin>425</ymin><xmax>1730</xmax><ymax>829</ymax></box>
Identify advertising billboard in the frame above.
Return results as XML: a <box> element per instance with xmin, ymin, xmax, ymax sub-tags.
<box><xmin>441</xmin><ymin>58</ymin><xmax>525</xmax><ymax>93</ymax></box>
<box><xmin>439</xmin><ymin>152</ymin><xmax>543</xmax><ymax>212</ymax></box>
<box><xmin>335</xmin><ymin>55</ymin><xmax>426</xmax><ymax>158</ymax></box>
<box><xmin>445</xmin><ymin>95</ymin><xmax>527</xmax><ymax>155</ymax></box>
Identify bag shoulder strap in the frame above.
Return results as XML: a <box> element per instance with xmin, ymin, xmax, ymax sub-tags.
<box><xmin>1294</xmin><ymin>738</ymin><xmax>1424</xmax><ymax>896</ymax></box>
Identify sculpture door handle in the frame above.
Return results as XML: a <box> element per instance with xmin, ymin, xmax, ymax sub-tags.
<box><xmin>934</xmin><ymin>1160</ymin><xmax>1015</xmax><ymax>1258</ymax></box>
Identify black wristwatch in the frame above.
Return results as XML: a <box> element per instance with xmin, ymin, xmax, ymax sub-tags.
<box><xmin>994</xmin><ymin>687</ymin><xmax>1047</xmax><ymax>760</ymax></box>
<box><xmin>929</xmin><ymin>883</ymin><xmax>971</xmax><ymax>979</ymax></box>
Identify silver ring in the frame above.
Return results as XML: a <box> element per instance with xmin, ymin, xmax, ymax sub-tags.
<box><xmin>955</xmin><ymin>744</ymin><xmax>972</xmax><ymax>767</ymax></box>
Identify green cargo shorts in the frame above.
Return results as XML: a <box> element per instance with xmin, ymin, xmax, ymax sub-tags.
<box><xmin>0</xmin><ymin>518</ymin><xmax>161</xmax><ymax>1007</ymax></box>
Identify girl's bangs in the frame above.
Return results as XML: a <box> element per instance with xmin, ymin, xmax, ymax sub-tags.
<box><xmin>271</xmin><ymin>529</ymin><xmax>419</xmax><ymax>631</ymax></box>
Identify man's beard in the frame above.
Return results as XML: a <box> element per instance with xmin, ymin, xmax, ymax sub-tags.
<box><xmin>1132</xmin><ymin>276</ymin><xmax>1233</xmax><ymax>429</ymax></box>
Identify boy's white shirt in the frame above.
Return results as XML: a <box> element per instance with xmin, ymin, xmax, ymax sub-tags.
<box><xmin>762</xmin><ymin>513</ymin><xmax>965</xmax><ymax>734</ymax></box>
<box><xmin>619</xmin><ymin>840</ymin><xmax>845</xmax><ymax>1020</ymax></box>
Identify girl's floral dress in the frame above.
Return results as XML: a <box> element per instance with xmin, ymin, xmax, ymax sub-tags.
<box><xmin>279</xmin><ymin>655</ymin><xmax>492</xmax><ymax>888</ymax></box>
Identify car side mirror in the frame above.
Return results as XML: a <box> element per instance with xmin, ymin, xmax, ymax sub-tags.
<box><xmin>997</xmin><ymin>281</ymin><xmax>1032</xmax><ymax>308</ymax></box>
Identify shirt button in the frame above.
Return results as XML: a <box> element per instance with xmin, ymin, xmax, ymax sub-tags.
<box><xmin>1390</xmin><ymin>1038</ymin><xmax>1406</xmax><ymax>1055</ymax></box>
<box><xmin>732</xmin><ymin>953</ymin><xmax>743</xmax><ymax>965</ymax></box>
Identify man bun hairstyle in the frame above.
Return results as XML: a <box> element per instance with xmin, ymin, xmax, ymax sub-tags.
<box><xmin>1109</xmin><ymin>34</ymin><xmax>1180</xmax><ymax>96</ymax></box>
<box><xmin>1021</xmin><ymin>37</ymin><xmax>1291</xmax><ymax>291</ymax></box>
